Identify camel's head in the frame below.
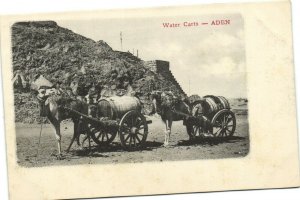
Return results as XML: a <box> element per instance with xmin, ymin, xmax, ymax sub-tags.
<box><xmin>36</xmin><ymin>87</ymin><xmax>56</xmax><ymax>101</ymax></box>
<box><xmin>160</xmin><ymin>92</ymin><xmax>176</xmax><ymax>108</ymax></box>
<box><xmin>149</xmin><ymin>91</ymin><xmax>176</xmax><ymax>115</ymax></box>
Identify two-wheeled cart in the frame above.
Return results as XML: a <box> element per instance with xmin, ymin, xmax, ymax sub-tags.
<box><xmin>64</xmin><ymin>96</ymin><xmax>151</xmax><ymax>150</ymax></box>
<box><xmin>186</xmin><ymin>95</ymin><xmax>236</xmax><ymax>138</ymax></box>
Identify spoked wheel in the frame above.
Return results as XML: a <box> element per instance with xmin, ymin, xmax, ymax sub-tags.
<box><xmin>186</xmin><ymin>115</ymin><xmax>211</xmax><ymax>139</ymax></box>
<box><xmin>89</xmin><ymin>124</ymin><xmax>117</xmax><ymax>145</ymax></box>
<box><xmin>211</xmin><ymin>109</ymin><xmax>236</xmax><ymax>137</ymax></box>
<box><xmin>119</xmin><ymin>110</ymin><xmax>148</xmax><ymax>150</ymax></box>
<box><xmin>186</xmin><ymin>124</ymin><xmax>205</xmax><ymax>138</ymax></box>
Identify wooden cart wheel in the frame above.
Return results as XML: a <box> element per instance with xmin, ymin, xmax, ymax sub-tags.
<box><xmin>211</xmin><ymin>109</ymin><xmax>236</xmax><ymax>137</ymax></box>
<box><xmin>186</xmin><ymin>123</ymin><xmax>205</xmax><ymax>138</ymax></box>
<box><xmin>119</xmin><ymin>110</ymin><xmax>148</xmax><ymax>150</ymax></box>
<box><xmin>89</xmin><ymin>125</ymin><xmax>117</xmax><ymax>145</ymax></box>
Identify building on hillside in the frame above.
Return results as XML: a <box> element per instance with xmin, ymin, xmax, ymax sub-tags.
<box><xmin>144</xmin><ymin>60</ymin><xmax>186</xmax><ymax>96</ymax></box>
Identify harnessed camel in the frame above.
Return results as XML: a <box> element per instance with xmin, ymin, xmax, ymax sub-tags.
<box><xmin>150</xmin><ymin>91</ymin><xmax>193</xmax><ymax>146</ymax></box>
<box><xmin>37</xmin><ymin>88</ymin><xmax>89</xmax><ymax>159</ymax></box>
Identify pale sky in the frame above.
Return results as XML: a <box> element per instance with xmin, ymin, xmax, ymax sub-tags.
<box><xmin>57</xmin><ymin>14</ymin><xmax>247</xmax><ymax>98</ymax></box>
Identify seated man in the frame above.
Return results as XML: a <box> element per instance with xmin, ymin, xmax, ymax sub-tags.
<box><xmin>85</xmin><ymin>86</ymin><xmax>98</xmax><ymax>104</ymax></box>
<box><xmin>192</xmin><ymin>101</ymin><xmax>211</xmax><ymax>135</ymax></box>
<box><xmin>100</xmin><ymin>85</ymin><xmax>115</xmax><ymax>98</ymax></box>
<box><xmin>115</xmin><ymin>75</ymin><xmax>132</xmax><ymax>96</ymax></box>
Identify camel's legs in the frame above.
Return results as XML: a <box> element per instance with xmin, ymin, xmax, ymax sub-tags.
<box><xmin>66</xmin><ymin>122</ymin><xmax>78</xmax><ymax>152</ymax></box>
<box><xmin>150</xmin><ymin>98</ymin><xmax>157</xmax><ymax>115</ymax></box>
<box><xmin>164</xmin><ymin>119</ymin><xmax>172</xmax><ymax>147</ymax></box>
<box><xmin>77</xmin><ymin>121</ymin><xmax>87</xmax><ymax>149</ymax></box>
<box><xmin>48</xmin><ymin>116</ymin><xmax>62</xmax><ymax>159</ymax></box>
<box><xmin>76</xmin><ymin>134</ymin><xmax>81</xmax><ymax>146</ymax></box>
<box><xmin>76</xmin><ymin>121</ymin><xmax>82</xmax><ymax>146</ymax></box>
<box><xmin>88</xmin><ymin>134</ymin><xmax>91</xmax><ymax>152</ymax></box>
<box><xmin>75</xmin><ymin>121</ymin><xmax>91</xmax><ymax>152</ymax></box>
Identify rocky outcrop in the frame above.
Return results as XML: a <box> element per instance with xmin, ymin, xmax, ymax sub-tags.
<box><xmin>12</xmin><ymin>21</ymin><xmax>186</xmax><ymax>123</ymax></box>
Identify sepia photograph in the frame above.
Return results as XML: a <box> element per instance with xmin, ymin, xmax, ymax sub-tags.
<box><xmin>12</xmin><ymin>14</ymin><xmax>249</xmax><ymax>167</ymax></box>
<box><xmin>1</xmin><ymin>1</ymin><xmax>299</xmax><ymax>199</ymax></box>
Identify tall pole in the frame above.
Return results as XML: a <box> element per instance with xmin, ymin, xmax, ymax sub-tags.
<box><xmin>120</xmin><ymin>31</ymin><xmax>123</xmax><ymax>51</ymax></box>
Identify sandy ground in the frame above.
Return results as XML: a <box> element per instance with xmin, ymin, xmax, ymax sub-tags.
<box><xmin>16</xmin><ymin>112</ymin><xmax>249</xmax><ymax>167</ymax></box>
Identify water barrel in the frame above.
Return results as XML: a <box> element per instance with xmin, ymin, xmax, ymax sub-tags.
<box><xmin>98</xmin><ymin>96</ymin><xmax>141</xmax><ymax>119</ymax></box>
<box><xmin>217</xmin><ymin>96</ymin><xmax>230</xmax><ymax>109</ymax></box>
<box><xmin>203</xmin><ymin>95</ymin><xmax>230</xmax><ymax>117</ymax></box>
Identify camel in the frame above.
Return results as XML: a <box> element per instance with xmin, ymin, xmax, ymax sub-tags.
<box><xmin>149</xmin><ymin>91</ymin><xmax>193</xmax><ymax>147</ymax></box>
<box><xmin>37</xmin><ymin>88</ymin><xmax>89</xmax><ymax>159</ymax></box>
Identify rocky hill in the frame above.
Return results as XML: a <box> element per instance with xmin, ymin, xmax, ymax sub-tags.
<box><xmin>12</xmin><ymin>21</ymin><xmax>186</xmax><ymax>123</ymax></box>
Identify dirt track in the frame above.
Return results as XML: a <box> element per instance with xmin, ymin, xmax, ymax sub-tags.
<box><xmin>16</xmin><ymin>113</ymin><xmax>249</xmax><ymax>167</ymax></box>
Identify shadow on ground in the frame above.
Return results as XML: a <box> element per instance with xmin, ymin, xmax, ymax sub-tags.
<box><xmin>68</xmin><ymin>136</ymin><xmax>247</xmax><ymax>157</ymax></box>
<box><xmin>70</xmin><ymin>141</ymin><xmax>164</xmax><ymax>157</ymax></box>
<box><xmin>177</xmin><ymin>136</ymin><xmax>246</xmax><ymax>146</ymax></box>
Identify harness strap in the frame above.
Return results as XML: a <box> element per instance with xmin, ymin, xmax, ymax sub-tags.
<box><xmin>171</xmin><ymin>108</ymin><xmax>191</xmax><ymax>118</ymax></box>
<box><xmin>59</xmin><ymin>106</ymin><xmax>103</xmax><ymax>125</ymax></box>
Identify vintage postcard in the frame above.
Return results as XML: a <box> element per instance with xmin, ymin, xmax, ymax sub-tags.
<box><xmin>0</xmin><ymin>0</ymin><xmax>299</xmax><ymax>199</ymax></box>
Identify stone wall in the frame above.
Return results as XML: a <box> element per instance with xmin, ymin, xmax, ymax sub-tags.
<box><xmin>144</xmin><ymin>60</ymin><xmax>187</xmax><ymax>96</ymax></box>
